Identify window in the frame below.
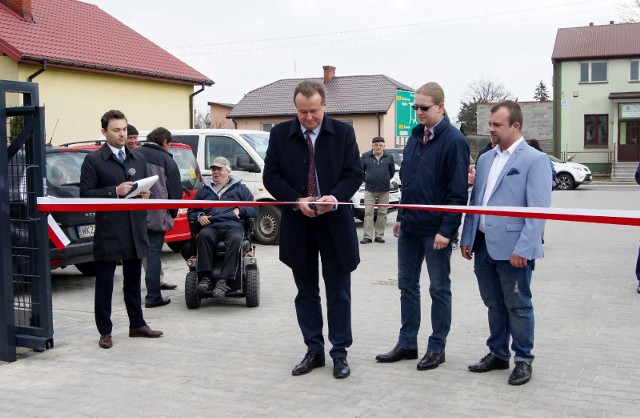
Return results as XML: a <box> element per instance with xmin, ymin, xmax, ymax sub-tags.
<box><xmin>631</xmin><ymin>60</ymin><xmax>639</xmax><ymax>82</ymax></box>
<box><xmin>584</xmin><ymin>115</ymin><xmax>608</xmax><ymax>147</ymax></box>
<box><xmin>580</xmin><ymin>62</ymin><xmax>607</xmax><ymax>83</ymax></box>
<box><xmin>205</xmin><ymin>135</ymin><xmax>250</xmax><ymax>170</ymax></box>
<box><xmin>262</xmin><ymin>123</ymin><xmax>277</xmax><ymax>132</ymax></box>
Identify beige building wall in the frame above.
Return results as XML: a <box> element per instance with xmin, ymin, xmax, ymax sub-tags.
<box><xmin>209</xmin><ymin>103</ymin><xmax>234</xmax><ymax>129</ymax></box>
<box><xmin>0</xmin><ymin>57</ymin><xmax>21</xmax><ymax>107</ymax></box>
<box><xmin>13</xmin><ymin>63</ymin><xmax>193</xmax><ymax>145</ymax></box>
<box><xmin>231</xmin><ymin>111</ymin><xmax>397</xmax><ymax>154</ymax></box>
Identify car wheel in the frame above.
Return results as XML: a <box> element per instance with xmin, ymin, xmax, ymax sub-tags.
<box><xmin>167</xmin><ymin>241</ymin><xmax>186</xmax><ymax>253</ymax></box>
<box><xmin>253</xmin><ymin>206</ymin><xmax>280</xmax><ymax>245</ymax></box>
<box><xmin>185</xmin><ymin>271</ymin><xmax>200</xmax><ymax>309</ymax></box>
<box><xmin>75</xmin><ymin>262</ymin><xmax>97</xmax><ymax>276</ymax></box>
<box><xmin>556</xmin><ymin>173</ymin><xmax>574</xmax><ymax>190</ymax></box>
<box><xmin>244</xmin><ymin>268</ymin><xmax>259</xmax><ymax>308</ymax></box>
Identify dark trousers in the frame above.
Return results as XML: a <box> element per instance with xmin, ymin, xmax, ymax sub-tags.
<box><xmin>636</xmin><ymin>247</ymin><xmax>640</xmax><ymax>281</ymax></box>
<box><xmin>196</xmin><ymin>226</ymin><xmax>242</xmax><ymax>280</ymax></box>
<box><xmin>94</xmin><ymin>259</ymin><xmax>146</xmax><ymax>335</ymax></box>
<box><xmin>292</xmin><ymin>216</ymin><xmax>352</xmax><ymax>359</ymax></box>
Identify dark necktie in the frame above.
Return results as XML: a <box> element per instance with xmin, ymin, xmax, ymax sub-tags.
<box><xmin>424</xmin><ymin>129</ymin><xmax>431</xmax><ymax>145</ymax></box>
<box><xmin>117</xmin><ymin>149</ymin><xmax>125</xmax><ymax>165</ymax></box>
<box><xmin>305</xmin><ymin>130</ymin><xmax>318</xmax><ymax>197</ymax></box>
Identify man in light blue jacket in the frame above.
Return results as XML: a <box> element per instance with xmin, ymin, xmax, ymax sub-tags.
<box><xmin>460</xmin><ymin>101</ymin><xmax>551</xmax><ymax>386</ymax></box>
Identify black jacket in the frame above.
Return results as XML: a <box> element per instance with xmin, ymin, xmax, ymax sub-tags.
<box><xmin>80</xmin><ymin>144</ymin><xmax>149</xmax><ymax>261</ymax></box>
<box><xmin>136</xmin><ymin>142</ymin><xmax>182</xmax><ymax>218</ymax></box>
<box><xmin>361</xmin><ymin>150</ymin><xmax>395</xmax><ymax>192</ymax></box>
<box><xmin>263</xmin><ymin>116</ymin><xmax>363</xmax><ymax>273</ymax></box>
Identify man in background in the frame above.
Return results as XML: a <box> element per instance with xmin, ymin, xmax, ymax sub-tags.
<box><xmin>360</xmin><ymin>136</ymin><xmax>395</xmax><ymax>244</ymax></box>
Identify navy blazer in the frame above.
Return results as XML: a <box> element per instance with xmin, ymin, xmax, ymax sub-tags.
<box><xmin>461</xmin><ymin>139</ymin><xmax>552</xmax><ymax>261</ymax></box>
<box><xmin>263</xmin><ymin>116</ymin><xmax>363</xmax><ymax>273</ymax></box>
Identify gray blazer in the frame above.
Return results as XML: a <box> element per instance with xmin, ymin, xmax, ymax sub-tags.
<box><xmin>461</xmin><ymin>140</ymin><xmax>552</xmax><ymax>261</ymax></box>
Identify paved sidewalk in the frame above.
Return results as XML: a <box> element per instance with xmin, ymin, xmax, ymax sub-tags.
<box><xmin>1</xmin><ymin>184</ymin><xmax>640</xmax><ymax>416</ymax></box>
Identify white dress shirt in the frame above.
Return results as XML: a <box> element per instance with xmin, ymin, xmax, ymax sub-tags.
<box><xmin>479</xmin><ymin>137</ymin><xmax>524</xmax><ymax>232</ymax></box>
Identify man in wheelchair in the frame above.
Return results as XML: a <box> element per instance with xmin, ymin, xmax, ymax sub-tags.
<box><xmin>187</xmin><ymin>157</ymin><xmax>257</xmax><ymax>297</ymax></box>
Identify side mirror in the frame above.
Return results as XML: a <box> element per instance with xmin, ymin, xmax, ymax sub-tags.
<box><xmin>236</xmin><ymin>155</ymin><xmax>261</xmax><ymax>173</ymax></box>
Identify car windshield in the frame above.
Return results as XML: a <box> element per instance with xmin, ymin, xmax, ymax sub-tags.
<box><xmin>170</xmin><ymin>146</ymin><xmax>203</xmax><ymax>191</ymax></box>
<box><xmin>387</xmin><ymin>149</ymin><xmax>404</xmax><ymax>165</ymax></box>
<box><xmin>46</xmin><ymin>152</ymin><xmax>87</xmax><ymax>186</ymax></box>
<box><xmin>240</xmin><ymin>132</ymin><xmax>270</xmax><ymax>160</ymax></box>
<box><xmin>548</xmin><ymin>155</ymin><xmax>564</xmax><ymax>163</ymax></box>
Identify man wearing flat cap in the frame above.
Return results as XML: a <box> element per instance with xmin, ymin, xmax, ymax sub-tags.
<box><xmin>187</xmin><ymin>157</ymin><xmax>257</xmax><ymax>297</ymax></box>
<box><xmin>360</xmin><ymin>136</ymin><xmax>395</xmax><ymax>244</ymax></box>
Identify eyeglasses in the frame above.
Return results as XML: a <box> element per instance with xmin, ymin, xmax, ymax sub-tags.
<box><xmin>412</xmin><ymin>103</ymin><xmax>437</xmax><ymax>112</ymax></box>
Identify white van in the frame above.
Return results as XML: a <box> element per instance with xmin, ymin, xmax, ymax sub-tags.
<box><xmin>139</xmin><ymin>129</ymin><xmax>281</xmax><ymax>245</ymax></box>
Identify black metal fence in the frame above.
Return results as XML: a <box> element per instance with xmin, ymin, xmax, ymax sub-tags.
<box><xmin>1</xmin><ymin>80</ymin><xmax>53</xmax><ymax>362</ymax></box>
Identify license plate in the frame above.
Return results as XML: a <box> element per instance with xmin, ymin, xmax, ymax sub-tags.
<box><xmin>77</xmin><ymin>224</ymin><xmax>95</xmax><ymax>239</ymax></box>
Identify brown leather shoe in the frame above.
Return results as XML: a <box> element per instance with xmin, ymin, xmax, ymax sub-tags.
<box><xmin>99</xmin><ymin>334</ymin><xmax>113</xmax><ymax>349</ymax></box>
<box><xmin>129</xmin><ymin>325</ymin><xmax>163</xmax><ymax>338</ymax></box>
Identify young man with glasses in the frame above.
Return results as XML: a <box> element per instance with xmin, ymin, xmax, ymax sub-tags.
<box><xmin>376</xmin><ymin>82</ymin><xmax>470</xmax><ymax>371</ymax></box>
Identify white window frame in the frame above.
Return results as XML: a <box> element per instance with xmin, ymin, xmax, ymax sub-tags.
<box><xmin>580</xmin><ymin>61</ymin><xmax>608</xmax><ymax>83</ymax></box>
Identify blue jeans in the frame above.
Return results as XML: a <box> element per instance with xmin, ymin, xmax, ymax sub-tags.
<box><xmin>144</xmin><ymin>230</ymin><xmax>166</xmax><ymax>304</ymax></box>
<box><xmin>397</xmin><ymin>230</ymin><xmax>452</xmax><ymax>353</ymax></box>
<box><xmin>473</xmin><ymin>234</ymin><xmax>535</xmax><ymax>362</ymax></box>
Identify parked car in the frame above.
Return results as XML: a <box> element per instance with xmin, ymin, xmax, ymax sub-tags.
<box><xmin>350</xmin><ymin>180</ymin><xmax>401</xmax><ymax>222</ymax></box>
<box><xmin>138</xmin><ymin>129</ymin><xmax>280</xmax><ymax>245</ymax></box>
<box><xmin>549</xmin><ymin>155</ymin><xmax>592</xmax><ymax>190</ymax></box>
<box><xmin>63</xmin><ymin>140</ymin><xmax>204</xmax><ymax>253</ymax></box>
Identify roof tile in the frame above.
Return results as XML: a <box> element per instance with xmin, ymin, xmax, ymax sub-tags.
<box><xmin>552</xmin><ymin>22</ymin><xmax>640</xmax><ymax>61</ymax></box>
<box><xmin>228</xmin><ymin>74</ymin><xmax>413</xmax><ymax>118</ymax></box>
<box><xmin>0</xmin><ymin>0</ymin><xmax>213</xmax><ymax>85</ymax></box>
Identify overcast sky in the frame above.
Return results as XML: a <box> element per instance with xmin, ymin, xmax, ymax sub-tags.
<box><xmin>85</xmin><ymin>0</ymin><xmax>621</xmax><ymax>120</ymax></box>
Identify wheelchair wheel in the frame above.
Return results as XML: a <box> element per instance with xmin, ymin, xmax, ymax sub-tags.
<box><xmin>245</xmin><ymin>268</ymin><xmax>260</xmax><ymax>308</ymax></box>
<box><xmin>185</xmin><ymin>271</ymin><xmax>201</xmax><ymax>309</ymax></box>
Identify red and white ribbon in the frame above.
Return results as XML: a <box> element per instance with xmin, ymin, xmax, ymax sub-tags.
<box><xmin>38</xmin><ymin>197</ymin><xmax>640</xmax><ymax>227</ymax></box>
<box><xmin>47</xmin><ymin>214</ymin><xmax>70</xmax><ymax>250</ymax></box>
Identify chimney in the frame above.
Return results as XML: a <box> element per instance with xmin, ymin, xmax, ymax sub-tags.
<box><xmin>323</xmin><ymin>66</ymin><xmax>336</xmax><ymax>83</ymax></box>
<box><xmin>610</xmin><ymin>21</ymin><xmax>615</xmax><ymax>24</ymax></box>
<box><xmin>2</xmin><ymin>0</ymin><xmax>33</xmax><ymax>22</ymax></box>
<box><xmin>589</xmin><ymin>22</ymin><xmax>594</xmax><ymax>26</ymax></box>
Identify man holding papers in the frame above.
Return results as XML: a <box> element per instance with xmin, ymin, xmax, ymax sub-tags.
<box><xmin>80</xmin><ymin>110</ymin><xmax>163</xmax><ymax>350</ymax></box>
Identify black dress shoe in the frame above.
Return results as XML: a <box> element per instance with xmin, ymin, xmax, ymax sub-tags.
<box><xmin>416</xmin><ymin>351</ymin><xmax>445</xmax><ymax>370</ymax></box>
<box><xmin>374</xmin><ymin>237</ymin><xmax>385</xmax><ymax>243</ymax></box>
<box><xmin>291</xmin><ymin>353</ymin><xmax>325</xmax><ymax>376</ymax></box>
<box><xmin>333</xmin><ymin>357</ymin><xmax>350</xmax><ymax>379</ymax></box>
<box><xmin>145</xmin><ymin>297</ymin><xmax>171</xmax><ymax>308</ymax></box>
<box><xmin>360</xmin><ymin>238</ymin><xmax>372</xmax><ymax>244</ymax></box>
<box><xmin>468</xmin><ymin>353</ymin><xmax>510</xmax><ymax>373</ymax></box>
<box><xmin>375</xmin><ymin>345</ymin><xmax>418</xmax><ymax>362</ymax></box>
<box><xmin>160</xmin><ymin>283</ymin><xmax>178</xmax><ymax>290</ymax></box>
<box><xmin>508</xmin><ymin>361</ymin><xmax>532</xmax><ymax>385</ymax></box>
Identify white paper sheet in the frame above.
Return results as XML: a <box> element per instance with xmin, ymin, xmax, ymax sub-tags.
<box><xmin>124</xmin><ymin>175</ymin><xmax>158</xmax><ymax>199</ymax></box>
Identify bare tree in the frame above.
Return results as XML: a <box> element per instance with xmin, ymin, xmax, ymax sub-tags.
<box><xmin>210</xmin><ymin>116</ymin><xmax>230</xmax><ymax>128</ymax></box>
<box><xmin>194</xmin><ymin>110</ymin><xmax>211</xmax><ymax>129</ymax></box>
<box><xmin>619</xmin><ymin>0</ymin><xmax>640</xmax><ymax>22</ymax></box>
<box><xmin>457</xmin><ymin>77</ymin><xmax>514</xmax><ymax>134</ymax></box>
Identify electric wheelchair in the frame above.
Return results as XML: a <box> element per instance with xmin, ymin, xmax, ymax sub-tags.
<box><xmin>181</xmin><ymin>217</ymin><xmax>259</xmax><ymax>309</ymax></box>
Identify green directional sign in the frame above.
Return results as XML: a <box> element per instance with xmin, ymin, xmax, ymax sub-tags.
<box><xmin>395</xmin><ymin>90</ymin><xmax>417</xmax><ymax>137</ymax></box>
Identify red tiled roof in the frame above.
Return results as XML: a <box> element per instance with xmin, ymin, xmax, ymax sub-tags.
<box><xmin>552</xmin><ymin>22</ymin><xmax>640</xmax><ymax>62</ymax></box>
<box><xmin>0</xmin><ymin>0</ymin><xmax>213</xmax><ymax>85</ymax></box>
<box><xmin>227</xmin><ymin>75</ymin><xmax>414</xmax><ymax>118</ymax></box>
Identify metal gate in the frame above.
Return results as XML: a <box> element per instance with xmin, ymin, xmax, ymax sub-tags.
<box><xmin>1</xmin><ymin>80</ymin><xmax>53</xmax><ymax>362</ymax></box>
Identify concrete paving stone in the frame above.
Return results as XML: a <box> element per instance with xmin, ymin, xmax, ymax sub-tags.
<box><xmin>2</xmin><ymin>184</ymin><xmax>640</xmax><ymax>416</ymax></box>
